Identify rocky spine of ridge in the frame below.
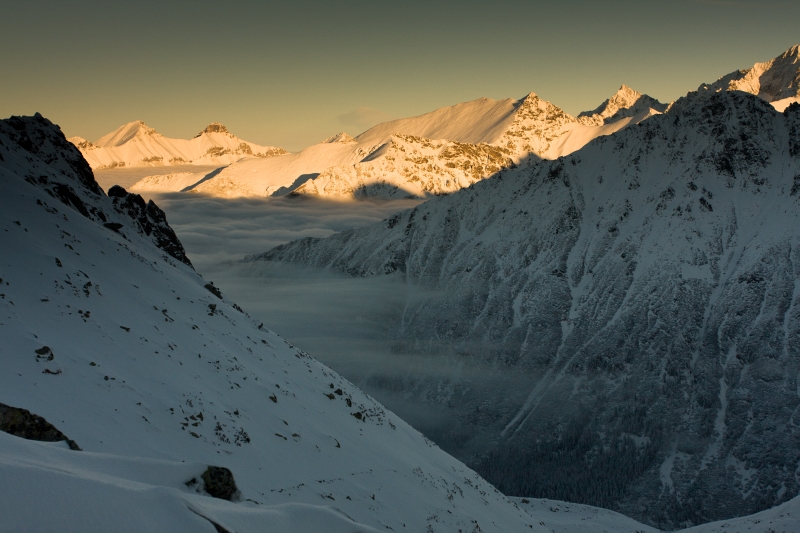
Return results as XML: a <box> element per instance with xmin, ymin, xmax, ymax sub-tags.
<box><xmin>497</xmin><ymin>92</ymin><xmax>576</xmax><ymax>156</ymax></box>
<box><xmin>0</xmin><ymin>114</ymin><xmax>192</xmax><ymax>266</ymax></box>
<box><xmin>289</xmin><ymin>134</ymin><xmax>517</xmax><ymax>198</ymax></box>
<box><xmin>256</xmin><ymin>92</ymin><xmax>800</xmax><ymax>528</ymax></box>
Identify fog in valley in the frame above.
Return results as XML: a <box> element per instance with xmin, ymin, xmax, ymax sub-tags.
<box><xmin>94</xmin><ymin>174</ymin><xmax>536</xmax><ymax>461</ymax></box>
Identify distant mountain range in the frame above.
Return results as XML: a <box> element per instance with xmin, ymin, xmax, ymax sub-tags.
<box><xmin>122</xmin><ymin>87</ymin><xmax>665</xmax><ymax>198</ymax></box>
<box><xmin>252</xmin><ymin>45</ymin><xmax>800</xmax><ymax>528</ymax></box>
<box><xmin>699</xmin><ymin>44</ymin><xmax>800</xmax><ymax>111</ymax></box>
<box><xmin>69</xmin><ymin>121</ymin><xmax>287</xmax><ymax>170</ymax></box>
<box><xmin>95</xmin><ymin>45</ymin><xmax>798</xmax><ymax>202</ymax></box>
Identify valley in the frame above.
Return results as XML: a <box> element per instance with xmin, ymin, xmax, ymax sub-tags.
<box><xmin>3</xmin><ymin>40</ymin><xmax>800</xmax><ymax>532</ymax></box>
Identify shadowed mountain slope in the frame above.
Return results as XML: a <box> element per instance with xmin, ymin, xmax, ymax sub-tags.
<box><xmin>255</xmin><ymin>91</ymin><xmax>800</xmax><ymax>528</ymax></box>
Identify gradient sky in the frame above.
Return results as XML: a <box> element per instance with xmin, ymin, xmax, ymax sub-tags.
<box><xmin>2</xmin><ymin>0</ymin><xmax>799</xmax><ymax>151</ymax></box>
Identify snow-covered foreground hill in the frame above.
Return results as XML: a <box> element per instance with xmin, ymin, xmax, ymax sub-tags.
<box><xmin>0</xmin><ymin>114</ymin><xmax>547</xmax><ymax>531</ymax></box>
<box><xmin>130</xmin><ymin>87</ymin><xmax>665</xmax><ymax>200</ymax></box>
<box><xmin>70</xmin><ymin>121</ymin><xmax>287</xmax><ymax>170</ymax></box>
<box><xmin>254</xmin><ymin>90</ymin><xmax>800</xmax><ymax>528</ymax></box>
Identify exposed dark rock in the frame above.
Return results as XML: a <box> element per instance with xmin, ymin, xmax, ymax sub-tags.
<box><xmin>107</xmin><ymin>185</ymin><xmax>193</xmax><ymax>267</ymax></box>
<box><xmin>103</xmin><ymin>222</ymin><xmax>123</xmax><ymax>232</ymax></box>
<box><xmin>0</xmin><ymin>115</ymin><xmax>194</xmax><ymax>270</ymax></box>
<box><xmin>0</xmin><ymin>402</ymin><xmax>80</xmax><ymax>450</ymax></box>
<box><xmin>3</xmin><ymin>113</ymin><xmax>101</xmax><ymax>196</ymax></box>
<box><xmin>201</xmin><ymin>466</ymin><xmax>238</xmax><ymax>501</ymax></box>
<box><xmin>204</xmin><ymin>283</ymin><xmax>222</xmax><ymax>299</ymax></box>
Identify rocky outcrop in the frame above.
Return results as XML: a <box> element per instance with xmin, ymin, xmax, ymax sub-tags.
<box><xmin>201</xmin><ymin>466</ymin><xmax>238</xmax><ymax>500</ymax></box>
<box><xmin>107</xmin><ymin>186</ymin><xmax>192</xmax><ymax>267</ymax></box>
<box><xmin>0</xmin><ymin>402</ymin><xmax>80</xmax><ymax>450</ymax></box>
<box><xmin>0</xmin><ymin>114</ymin><xmax>194</xmax><ymax>269</ymax></box>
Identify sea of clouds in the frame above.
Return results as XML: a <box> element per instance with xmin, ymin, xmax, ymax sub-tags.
<box><xmin>94</xmin><ymin>168</ymin><xmax>533</xmax><ymax>459</ymax></box>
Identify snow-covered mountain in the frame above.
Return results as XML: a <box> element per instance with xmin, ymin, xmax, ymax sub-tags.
<box><xmin>69</xmin><ymin>121</ymin><xmax>287</xmax><ymax>170</ymax></box>
<box><xmin>252</xmin><ymin>90</ymin><xmax>800</xmax><ymax>528</ymax></box>
<box><xmin>700</xmin><ymin>44</ymin><xmax>800</xmax><ymax>110</ymax></box>
<box><xmin>138</xmin><ymin>90</ymin><xmax>664</xmax><ymax>199</ymax></box>
<box><xmin>0</xmin><ymin>113</ymin><xmax>548</xmax><ymax>531</ymax></box>
<box><xmin>577</xmin><ymin>84</ymin><xmax>668</xmax><ymax>126</ymax></box>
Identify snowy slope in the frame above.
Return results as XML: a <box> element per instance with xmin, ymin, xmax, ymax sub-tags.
<box><xmin>511</xmin><ymin>497</ymin><xmax>658</xmax><ymax>533</ymax></box>
<box><xmin>0</xmin><ymin>114</ymin><xmax>544</xmax><ymax>532</ymax></box>
<box><xmin>680</xmin><ymin>494</ymin><xmax>800</xmax><ymax>533</ymax></box>
<box><xmin>155</xmin><ymin>91</ymin><xmax>662</xmax><ymax>199</ymax></box>
<box><xmin>514</xmin><ymin>494</ymin><xmax>800</xmax><ymax>533</ymax></box>
<box><xmin>354</xmin><ymin>96</ymin><xmax>521</xmax><ymax>146</ymax></box>
<box><xmin>254</xmin><ymin>92</ymin><xmax>800</xmax><ymax>528</ymax></box>
<box><xmin>70</xmin><ymin>121</ymin><xmax>287</xmax><ymax>170</ymax></box>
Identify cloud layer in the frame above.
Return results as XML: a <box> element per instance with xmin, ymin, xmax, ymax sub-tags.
<box><xmin>153</xmin><ymin>193</ymin><xmax>537</xmax><ymax>459</ymax></box>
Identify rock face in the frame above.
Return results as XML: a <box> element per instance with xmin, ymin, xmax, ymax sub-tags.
<box><xmin>106</xmin><ymin>185</ymin><xmax>192</xmax><ymax>267</ymax></box>
<box><xmin>0</xmin><ymin>402</ymin><xmax>80</xmax><ymax>450</ymax></box>
<box><xmin>255</xmin><ymin>92</ymin><xmax>800</xmax><ymax>528</ymax></box>
<box><xmin>201</xmin><ymin>466</ymin><xmax>238</xmax><ymax>501</ymax></box>
<box><xmin>0</xmin><ymin>114</ymin><xmax>192</xmax><ymax>267</ymax></box>
<box><xmin>197</xmin><ymin>122</ymin><xmax>230</xmax><ymax>136</ymax></box>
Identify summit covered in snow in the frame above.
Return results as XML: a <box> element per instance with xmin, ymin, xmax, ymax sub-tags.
<box><xmin>699</xmin><ymin>44</ymin><xmax>800</xmax><ymax>110</ymax></box>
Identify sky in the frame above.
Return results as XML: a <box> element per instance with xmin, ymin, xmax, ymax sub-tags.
<box><xmin>2</xmin><ymin>0</ymin><xmax>799</xmax><ymax>151</ymax></box>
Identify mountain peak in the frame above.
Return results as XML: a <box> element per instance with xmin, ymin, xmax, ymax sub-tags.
<box><xmin>323</xmin><ymin>132</ymin><xmax>357</xmax><ymax>144</ymax></box>
<box><xmin>93</xmin><ymin>120</ymin><xmax>160</xmax><ymax>148</ymax></box>
<box><xmin>199</xmin><ymin>122</ymin><xmax>230</xmax><ymax>135</ymax></box>
<box><xmin>699</xmin><ymin>44</ymin><xmax>800</xmax><ymax>102</ymax></box>
<box><xmin>614</xmin><ymin>84</ymin><xmax>641</xmax><ymax>98</ymax></box>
